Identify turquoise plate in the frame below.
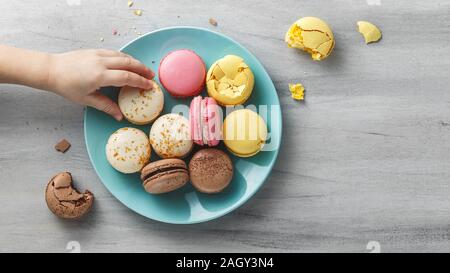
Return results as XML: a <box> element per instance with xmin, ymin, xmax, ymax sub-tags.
<box><xmin>84</xmin><ymin>27</ymin><xmax>282</xmax><ymax>224</ymax></box>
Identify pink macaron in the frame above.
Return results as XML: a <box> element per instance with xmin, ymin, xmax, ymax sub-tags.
<box><xmin>158</xmin><ymin>49</ymin><xmax>206</xmax><ymax>97</ymax></box>
<box><xmin>189</xmin><ymin>96</ymin><xmax>222</xmax><ymax>147</ymax></box>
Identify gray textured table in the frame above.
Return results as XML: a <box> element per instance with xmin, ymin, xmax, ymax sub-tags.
<box><xmin>1</xmin><ymin>0</ymin><xmax>449</xmax><ymax>253</ymax></box>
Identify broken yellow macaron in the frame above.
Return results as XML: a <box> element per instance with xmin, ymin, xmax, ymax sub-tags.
<box><xmin>289</xmin><ymin>83</ymin><xmax>305</xmax><ymax>100</ymax></box>
<box><xmin>357</xmin><ymin>21</ymin><xmax>382</xmax><ymax>44</ymax></box>
<box><xmin>206</xmin><ymin>55</ymin><xmax>254</xmax><ymax>106</ymax></box>
<box><xmin>285</xmin><ymin>17</ymin><xmax>335</xmax><ymax>61</ymax></box>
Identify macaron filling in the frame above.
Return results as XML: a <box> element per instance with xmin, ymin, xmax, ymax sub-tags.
<box><xmin>206</xmin><ymin>98</ymin><xmax>221</xmax><ymax>146</ymax></box>
<box><xmin>142</xmin><ymin>166</ymin><xmax>187</xmax><ymax>182</ymax></box>
<box><xmin>141</xmin><ymin>159</ymin><xmax>190</xmax><ymax>194</ymax></box>
<box><xmin>201</xmin><ymin>98</ymin><xmax>209</xmax><ymax>146</ymax></box>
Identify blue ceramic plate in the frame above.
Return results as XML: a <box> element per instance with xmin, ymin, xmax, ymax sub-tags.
<box><xmin>84</xmin><ymin>27</ymin><xmax>282</xmax><ymax>224</ymax></box>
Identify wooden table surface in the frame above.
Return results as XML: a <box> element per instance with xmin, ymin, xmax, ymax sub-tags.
<box><xmin>1</xmin><ymin>0</ymin><xmax>449</xmax><ymax>253</ymax></box>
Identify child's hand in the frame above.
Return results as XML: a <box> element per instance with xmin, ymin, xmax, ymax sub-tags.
<box><xmin>48</xmin><ymin>49</ymin><xmax>155</xmax><ymax>121</ymax></box>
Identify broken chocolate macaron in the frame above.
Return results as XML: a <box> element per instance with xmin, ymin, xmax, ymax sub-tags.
<box><xmin>140</xmin><ymin>159</ymin><xmax>189</xmax><ymax>194</ymax></box>
<box><xmin>45</xmin><ymin>172</ymin><xmax>94</xmax><ymax>219</ymax></box>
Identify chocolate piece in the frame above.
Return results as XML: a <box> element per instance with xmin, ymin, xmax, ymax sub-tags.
<box><xmin>45</xmin><ymin>172</ymin><xmax>94</xmax><ymax>219</ymax></box>
<box><xmin>55</xmin><ymin>139</ymin><xmax>71</xmax><ymax>153</ymax></box>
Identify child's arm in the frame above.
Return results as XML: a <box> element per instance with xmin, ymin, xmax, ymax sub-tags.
<box><xmin>0</xmin><ymin>45</ymin><xmax>155</xmax><ymax>121</ymax></box>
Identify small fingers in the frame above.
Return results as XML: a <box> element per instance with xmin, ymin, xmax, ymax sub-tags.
<box><xmin>84</xmin><ymin>91</ymin><xmax>123</xmax><ymax>121</ymax></box>
<box><xmin>96</xmin><ymin>49</ymin><xmax>127</xmax><ymax>58</ymax></box>
<box><xmin>101</xmin><ymin>70</ymin><xmax>153</xmax><ymax>90</ymax></box>
<box><xmin>103</xmin><ymin>56</ymin><xmax>154</xmax><ymax>79</ymax></box>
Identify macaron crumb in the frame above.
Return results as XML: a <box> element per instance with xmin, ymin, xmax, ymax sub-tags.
<box><xmin>134</xmin><ymin>9</ymin><xmax>142</xmax><ymax>16</ymax></box>
<box><xmin>127</xmin><ymin>0</ymin><xmax>134</xmax><ymax>7</ymax></box>
<box><xmin>357</xmin><ymin>21</ymin><xmax>382</xmax><ymax>44</ymax></box>
<box><xmin>209</xmin><ymin>18</ymin><xmax>218</xmax><ymax>27</ymax></box>
<box><xmin>289</xmin><ymin>83</ymin><xmax>305</xmax><ymax>101</ymax></box>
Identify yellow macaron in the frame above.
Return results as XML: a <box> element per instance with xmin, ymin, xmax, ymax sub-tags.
<box><xmin>285</xmin><ymin>17</ymin><xmax>335</xmax><ymax>61</ymax></box>
<box><xmin>223</xmin><ymin>109</ymin><xmax>267</xmax><ymax>157</ymax></box>
<box><xmin>206</xmin><ymin>55</ymin><xmax>254</xmax><ymax>106</ymax></box>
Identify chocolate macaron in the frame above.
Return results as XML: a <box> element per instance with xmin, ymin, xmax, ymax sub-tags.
<box><xmin>141</xmin><ymin>159</ymin><xmax>189</xmax><ymax>194</ymax></box>
<box><xmin>45</xmin><ymin>172</ymin><xmax>94</xmax><ymax>219</ymax></box>
<box><xmin>189</xmin><ymin>149</ymin><xmax>234</xmax><ymax>193</ymax></box>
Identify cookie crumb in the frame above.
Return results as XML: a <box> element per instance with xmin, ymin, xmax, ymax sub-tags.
<box><xmin>289</xmin><ymin>83</ymin><xmax>305</xmax><ymax>101</ymax></box>
<box><xmin>134</xmin><ymin>9</ymin><xmax>142</xmax><ymax>16</ymax></box>
<box><xmin>209</xmin><ymin>18</ymin><xmax>218</xmax><ymax>27</ymax></box>
<box><xmin>127</xmin><ymin>0</ymin><xmax>134</xmax><ymax>7</ymax></box>
<box><xmin>55</xmin><ymin>139</ymin><xmax>71</xmax><ymax>153</ymax></box>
